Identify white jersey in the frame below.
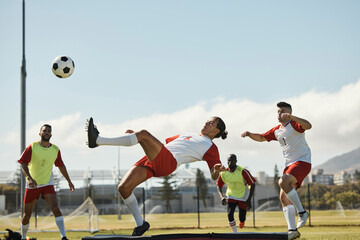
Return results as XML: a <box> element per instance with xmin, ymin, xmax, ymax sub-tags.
<box><xmin>262</xmin><ymin>120</ymin><xmax>311</xmax><ymax>167</ymax></box>
<box><xmin>165</xmin><ymin>133</ymin><xmax>221</xmax><ymax>170</ymax></box>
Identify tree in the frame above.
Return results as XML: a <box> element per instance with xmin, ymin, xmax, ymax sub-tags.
<box><xmin>157</xmin><ymin>174</ymin><xmax>179</xmax><ymax>213</ymax></box>
<box><xmin>273</xmin><ymin>164</ymin><xmax>280</xmax><ymax>194</ymax></box>
<box><xmin>195</xmin><ymin>168</ymin><xmax>209</xmax><ymax>208</ymax></box>
<box><xmin>335</xmin><ymin>191</ymin><xmax>360</xmax><ymax>209</ymax></box>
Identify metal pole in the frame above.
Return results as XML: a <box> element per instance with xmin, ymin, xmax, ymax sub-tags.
<box><xmin>142</xmin><ymin>188</ymin><xmax>145</xmax><ymax>220</ymax></box>
<box><xmin>20</xmin><ymin>0</ymin><xmax>27</xmax><ymax>214</ymax></box>
<box><xmin>197</xmin><ymin>186</ymin><xmax>200</xmax><ymax>229</ymax></box>
<box><xmin>117</xmin><ymin>147</ymin><xmax>121</xmax><ymax>220</ymax></box>
<box><xmin>252</xmin><ymin>189</ymin><xmax>255</xmax><ymax>228</ymax></box>
<box><xmin>307</xmin><ymin>183</ymin><xmax>311</xmax><ymax>226</ymax></box>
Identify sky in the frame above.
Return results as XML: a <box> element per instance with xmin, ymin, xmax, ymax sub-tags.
<box><xmin>1</xmin><ymin>1</ymin><xmax>360</xmax><ymax>180</ymax></box>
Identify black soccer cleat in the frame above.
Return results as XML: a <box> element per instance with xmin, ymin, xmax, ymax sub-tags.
<box><xmin>86</xmin><ymin>117</ymin><xmax>99</xmax><ymax>148</ymax></box>
<box><xmin>132</xmin><ymin>221</ymin><xmax>150</xmax><ymax>236</ymax></box>
<box><xmin>61</xmin><ymin>237</ymin><xmax>69</xmax><ymax>240</ymax></box>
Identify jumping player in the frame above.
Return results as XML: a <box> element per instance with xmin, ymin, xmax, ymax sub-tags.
<box><xmin>217</xmin><ymin>154</ymin><xmax>255</xmax><ymax>232</ymax></box>
<box><xmin>86</xmin><ymin>116</ymin><xmax>228</xmax><ymax>236</ymax></box>
<box><xmin>241</xmin><ymin>102</ymin><xmax>311</xmax><ymax>240</ymax></box>
<box><xmin>18</xmin><ymin>124</ymin><xmax>75</xmax><ymax>240</ymax></box>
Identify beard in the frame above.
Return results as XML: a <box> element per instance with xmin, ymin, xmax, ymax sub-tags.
<box><xmin>41</xmin><ymin>135</ymin><xmax>51</xmax><ymax>142</ymax></box>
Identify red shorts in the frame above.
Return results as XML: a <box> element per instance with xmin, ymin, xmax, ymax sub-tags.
<box><xmin>134</xmin><ymin>145</ymin><xmax>177</xmax><ymax>180</ymax></box>
<box><xmin>24</xmin><ymin>185</ymin><xmax>56</xmax><ymax>203</ymax></box>
<box><xmin>283</xmin><ymin>161</ymin><xmax>311</xmax><ymax>188</ymax></box>
<box><xmin>227</xmin><ymin>199</ymin><xmax>248</xmax><ymax>210</ymax></box>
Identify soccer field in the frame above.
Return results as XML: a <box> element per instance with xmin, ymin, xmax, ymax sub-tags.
<box><xmin>1</xmin><ymin>211</ymin><xmax>360</xmax><ymax>240</ymax></box>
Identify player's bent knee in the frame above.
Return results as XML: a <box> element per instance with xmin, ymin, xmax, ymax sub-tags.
<box><xmin>118</xmin><ymin>183</ymin><xmax>132</xmax><ymax>199</ymax></box>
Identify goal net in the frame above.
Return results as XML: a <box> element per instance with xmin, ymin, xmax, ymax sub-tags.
<box><xmin>0</xmin><ymin>197</ymin><xmax>99</xmax><ymax>233</ymax></box>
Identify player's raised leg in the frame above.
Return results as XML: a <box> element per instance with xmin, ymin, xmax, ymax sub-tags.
<box><xmin>86</xmin><ymin>117</ymin><xmax>138</xmax><ymax>148</ymax></box>
<box><xmin>86</xmin><ymin>117</ymin><xmax>163</xmax><ymax>162</ymax></box>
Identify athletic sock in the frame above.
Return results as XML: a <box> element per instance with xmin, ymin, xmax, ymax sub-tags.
<box><xmin>123</xmin><ymin>193</ymin><xmax>144</xmax><ymax>227</ymax></box>
<box><xmin>283</xmin><ymin>205</ymin><xmax>297</xmax><ymax>230</ymax></box>
<box><xmin>229</xmin><ymin>220</ymin><xmax>237</xmax><ymax>232</ymax></box>
<box><xmin>55</xmin><ymin>216</ymin><xmax>66</xmax><ymax>238</ymax></box>
<box><xmin>21</xmin><ymin>223</ymin><xmax>29</xmax><ymax>240</ymax></box>
<box><xmin>286</xmin><ymin>188</ymin><xmax>305</xmax><ymax>213</ymax></box>
<box><xmin>96</xmin><ymin>133</ymin><xmax>138</xmax><ymax>146</ymax></box>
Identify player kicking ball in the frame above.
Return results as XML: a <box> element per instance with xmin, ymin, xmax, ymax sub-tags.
<box><xmin>86</xmin><ymin>116</ymin><xmax>228</xmax><ymax>236</ymax></box>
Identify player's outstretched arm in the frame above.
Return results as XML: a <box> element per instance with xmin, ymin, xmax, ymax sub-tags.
<box><xmin>211</xmin><ymin>163</ymin><xmax>226</xmax><ymax>180</ymax></box>
<box><xmin>241</xmin><ymin>131</ymin><xmax>267</xmax><ymax>142</ymax></box>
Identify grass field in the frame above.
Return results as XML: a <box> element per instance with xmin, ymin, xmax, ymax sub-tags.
<box><xmin>1</xmin><ymin>210</ymin><xmax>360</xmax><ymax>240</ymax></box>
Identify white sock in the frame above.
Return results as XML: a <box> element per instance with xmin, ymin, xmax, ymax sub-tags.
<box><xmin>21</xmin><ymin>223</ymin><xmax>29</xmax><ymax>239</ymax></box>
<box><xmin>286</xmin><ymin>188</ymin><xmax>305</xmax><ymax>213</ymax></box>
<box><xmin>97</xmin><ymin>133</ymin><xmax>138</xmax><ymax>146</ymax></box>
<box><xmin>283</xmin><ymin>205</ymin><xmax>297</xmax><ymax>230</ymax></box>
<box><xmin>123</xmin><ymin>193</ymin><xmax>144</xmax><ymax>226</ymax></box>
<box><xmin>229</xmin><ymin>220</ymin><xmax>237</xmax><ymax>232</ymax></box>
<box><xmin>55</xmin><ymin>216</ymin><xmax>66</xmax><ymax>238</ymax></box>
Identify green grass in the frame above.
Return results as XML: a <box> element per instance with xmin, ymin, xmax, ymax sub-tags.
<box><xmin>1</xmin><ymin>210</ymin><xmax>360</xmax><ymax>240</ymax></box>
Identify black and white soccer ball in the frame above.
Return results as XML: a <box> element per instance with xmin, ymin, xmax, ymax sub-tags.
<box><xmin>51</xmin><ymin>55</ymin><xmax>75</xmax><ymax>78</ymax></box>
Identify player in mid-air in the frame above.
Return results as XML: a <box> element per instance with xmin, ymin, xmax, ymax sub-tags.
<box><xmin>86</xmin><ymin>116</ymin><xmax>228</xmax><ymax>236</ymax></box>
<box><xmin>241</xmin><ymin>102</ymin><xmax>311</xmax><ymax>240</ymax></box>
<box><xmin>217</xmin><ymin>154</ymin><xmax>256</xmax><ymax>232</ymax></box>
<box><xmin>18</xmin><ymin>124</ymin><xmax>75</xmax><ymax>240</ymax></box>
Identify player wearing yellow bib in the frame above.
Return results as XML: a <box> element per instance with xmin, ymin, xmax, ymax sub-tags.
<box><xmin>217</xmin><ymin>154</ymin><xmax>256</xmax><ymax>232</ymax></box>
<box><xmin>18</xmin><ymin>124</ymin><xmax>74</xmax><ymax>240</ymax></box>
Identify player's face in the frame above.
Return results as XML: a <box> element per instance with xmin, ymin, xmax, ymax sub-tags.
<box><xmin>40</xmin><ymin>126</ymin><xmax>52</xmax><ymax>141</ymax></box>
<box><xmin>227</xmin><ymin>158</ymin><xmax>237</xmax><ymax>168</ymax></box>
<box><xmin>201</xmin><ymin>118</ymin><xmax>220</xmax><ymax>137</ymax></box>
<box><xmin>277</xmin><ymin>107</ymin><xmax>291</xmax><ymax>122</ymax></box>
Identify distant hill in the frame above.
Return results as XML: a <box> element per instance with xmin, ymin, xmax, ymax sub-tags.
<box><xmin>313</xmin><ymin>146</ymin><xmax>360</xmax><ymax>174</ymax></box>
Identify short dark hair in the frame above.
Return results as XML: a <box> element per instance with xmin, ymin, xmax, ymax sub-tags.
<box><xmin>214</xmin><ymin>116</ymin><xmax>228</xmax><ymax>140</ymax></box>
<box><xmin>277</xmin><ymin>101</ymin><xmax>292</xmax><ymax>110</ymax></box>
<box><xmin>227</xmin><ymin>154</ymin><xmax>237</xmax><ymax>162</ymax></box>
<box><xmin>40</xmin><ymin>124</ymin><xmax>52</xmax><ymax>132</ymax></box>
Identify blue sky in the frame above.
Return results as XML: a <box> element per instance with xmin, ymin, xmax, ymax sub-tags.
<box><xmin>1</xmin><ymin>1</ymin><xmax>360</xmax><ymax>180</ymax></box>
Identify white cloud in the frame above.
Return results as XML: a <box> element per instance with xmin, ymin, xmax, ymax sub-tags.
<box><xmin>2</xmin><ymin>79</ymin><xmax>360</xmax><ymax>177</ymax></box>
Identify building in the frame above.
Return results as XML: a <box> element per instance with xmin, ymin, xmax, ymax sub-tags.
<box><xmin>311</xmin><ymin>169</ymin><xmax>334</xmax><ymax>185</ymax></box>
<box><xmin>333</xmin><ymin>171</ymin><xmax>352</xmax><ymax>185</ymax></box>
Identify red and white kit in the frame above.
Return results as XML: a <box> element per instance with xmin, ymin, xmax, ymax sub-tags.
<box><xmin>135</xmin><ymin>133</ymin><xmax>221</xmax><ymax>179</ymax></box>
<box><xmin>165</xmin><ymin>133</ymin><xmax>220</xmax><ymax>169</ymax></box>
<box><xmin>261</xmin><ymin>120</ymin><xmax>311</xmax><ymax>167</ymax></box>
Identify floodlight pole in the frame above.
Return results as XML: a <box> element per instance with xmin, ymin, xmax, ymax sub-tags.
<box><xmin>20</xmin><ymin>0</ymin><xmax>27</xmax><ymax>214</ymax></box>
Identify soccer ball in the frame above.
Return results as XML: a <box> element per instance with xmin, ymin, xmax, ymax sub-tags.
<box><xmin>51</xmin><ymin>55</ymin><xmax>75</xmax><ymax>78</ymax></box>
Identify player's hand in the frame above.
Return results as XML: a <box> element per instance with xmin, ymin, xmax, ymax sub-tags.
<box><xmin>281</xmin><ymin>113</ymin><xmax>292</xmax><ymax>120</ymax></box>
<box><xmin>213</xmin><ymin>163</ymin><xmax>226</xmax><ymax>172</ymax></box>
<box><xmin>69</xmin><ymin>182</ymin><xmax>75</xmax><ymax>192</ymax></box>
<box><xmin>125</xmin><ymin>129</ymin><xmax>134</xmax><ymax>134</ymax></box>
<box><xmin>221</xmin><ymin>197</ymin><xmax>227</xmax><ymax>206</ymax></box>
<box><xmin>27</xmin><ymin>178</ymin><xmax>37</xmax><ymax>189</ymax></box>
<box><xmin>241</xmin><ymin>131</ymin><xmax>250</xmax><ymax>138</ymax></box>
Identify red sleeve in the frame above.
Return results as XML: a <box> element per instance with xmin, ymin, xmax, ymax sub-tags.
<box><xmin>216</xmin><ymin>175</ymin><xmax>225</xmax><ymax>188</ymax></box>
<box><xmin>203</xmin><ymin>143</ymin><xmax>221</xmax><ymax>170</ymax></box>
<box><xmin>290</xmin><ymin>120</ymin><xmax>305</xmax><ymax>133</ymax></box>
<box><xmin>54</xmin><ymin>150</ymin><xmax>65</xmax><ymax>167</ymax></box>
<box><xmin>242</xmin><ymin>169</ymin><xmax>256</xmax><ymax>185</ymax></box>
<box><xmin>261</xmin><ymin>125</ymin><xmax>281</xmax><ymax>142</ymax></box>
<box><xmin>165</xmin><ymin>135</ymin><xmax>180</xmax><ymax>144</ymax></box>
<box><xmin>18</xmin><ymin>145</ymin><xmax>32</xmax><ymax>165</ymax></box>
